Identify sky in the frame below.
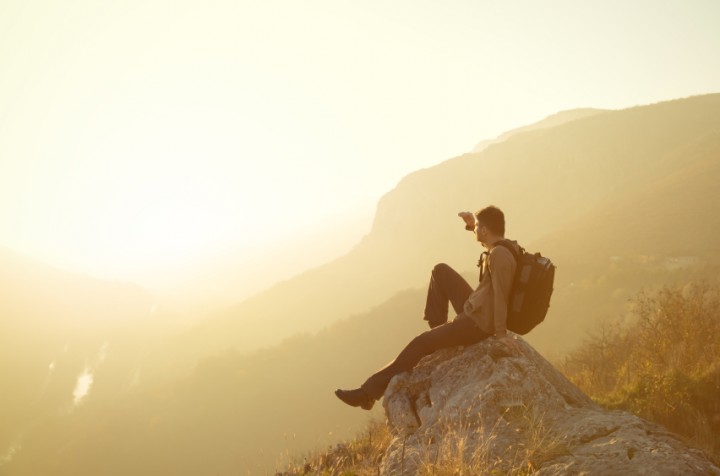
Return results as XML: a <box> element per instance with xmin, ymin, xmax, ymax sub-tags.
<box><xmin>1</xmin><ymin>0</ymin><xmax>719</xmax><ymax>291</ymax></box>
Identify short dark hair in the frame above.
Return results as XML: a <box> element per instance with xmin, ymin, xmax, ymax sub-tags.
<box><xmin>475</xmin><ymin>205</ymin><xmax>505</xmax><ymax>236</ymax></box>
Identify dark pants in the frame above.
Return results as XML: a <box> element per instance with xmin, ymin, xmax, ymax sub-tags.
<box><xmin>360</xmin><ymin>263</ymin><xmax>491</xmax><ymax>400</ymax></box>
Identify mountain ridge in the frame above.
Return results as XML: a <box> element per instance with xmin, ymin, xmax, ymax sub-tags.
<box><xmin>157</xmin><ymin>92</ymin><xmax>720</xmax><ymax>368</ymax></box>
<box><xmin>471</xmin><ymin>107</ymin><xmax>607</xmax><ymax>153</ymax></box>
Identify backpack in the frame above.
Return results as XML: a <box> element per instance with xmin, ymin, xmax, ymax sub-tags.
<box><xmin>491</xmin><ymin>239</ymin><xmax>556</xmax><ymax>335</ymax></box>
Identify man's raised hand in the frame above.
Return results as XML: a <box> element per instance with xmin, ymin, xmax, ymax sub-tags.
<box><xmin>458</xmin><ymin>211</ymin><xmax>475</xmax><ymax>228</ymax></box>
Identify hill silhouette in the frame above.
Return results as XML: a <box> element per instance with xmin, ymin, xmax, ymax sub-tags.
<box><xmin>0</xmin><ymin>246</ymin><xmax>178</xmax><ymax>464</ymax></box>
<box><xmin>158</xmin><ymin>92</ymin><xmax>720</xmax><ymax>366</ymax></box>
<box><xmin>471</xmin><ymin>107</ymin><xmax>606</xmax><ymax>153</ymax></box>
<box><xmin>2</xmin><ymin>287</ymin><xmax>425</xmax><ymax>474</ymax></box>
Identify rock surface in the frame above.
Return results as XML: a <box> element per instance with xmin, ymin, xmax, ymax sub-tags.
<box><xmin>380</xmin><ymin>336</ymin><xmax>719</xmax><ymax>475</ymax></box>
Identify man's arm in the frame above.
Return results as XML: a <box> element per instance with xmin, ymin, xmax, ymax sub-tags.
<box><xmin>488</xmin><ymin>246</ymin><xmax>516</xmax><ymax>337</ymax></box>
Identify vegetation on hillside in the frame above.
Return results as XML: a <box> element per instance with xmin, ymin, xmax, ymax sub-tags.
<box><xmin>280</xmin><ymin>282</ymin><xmax>720</xmax><ymax>474</ymax></box>
<box><xmin>279</xmin><ymin>418</ymin><xmax>392</xmax><ymax>476</ymax></box>
<box><xmin>559</xmin><ymin>281</ymin><xmax>720</xmax><ymax>461</ymax></box>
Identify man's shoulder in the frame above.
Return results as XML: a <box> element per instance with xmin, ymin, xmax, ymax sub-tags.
<box><xmin>488</xmin><ymin>245</ymin><xmax>516</xmax><ymax>270</ymax></box>
<box><xmin>489</xmin><ymin>239</ymin><xmax>520</xmax><ymax>259</ymax></box>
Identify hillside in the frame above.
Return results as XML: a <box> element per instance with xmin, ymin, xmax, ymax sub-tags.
<box><xmin>471</xmin><ymin>107</ymin><xmax>606</xmax><ymax>153</ymax></box>
<box><xmin>0</xmin><ymin>246</ymin><xmax>155</xmax><ymax>333</ymax></box>
<box><xmin>0</xmin><ymin>246</ymin><xmax>174</xmax><ymax>463</ymax></box>
<box><xmin>2</xmin><ymin>287</ymin><xmax>426</xmax><ymax>474</ymax></box>
<box><xmin>159</xmin><ymin>93</ymin><xmax>720</xmax><ymax>367</ymax></box>
<box><xmin>9</xmin><ymin>269</ymin><xmax>719</xmax><ymax>474</ymax></box>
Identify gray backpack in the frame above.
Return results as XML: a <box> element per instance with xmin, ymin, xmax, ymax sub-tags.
<box><xmin>488</xmin><ymin>240</ymin><xmax>556</xmax><ymax>335</ymax></box>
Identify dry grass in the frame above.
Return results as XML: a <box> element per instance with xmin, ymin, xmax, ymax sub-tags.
<box><xmin>278</xmin><ymin>403</ymin><xmax>569</xmax><ymax>475</ymax></box>
<box><xmin>278</xmin><ymin>417</ymin><xmax>393</xmax><ymax>475</ymax></box>
<box><xmin>409</xmin><ymin>404</ymin><xmax>569</xmax><ymax>475</ymax></box>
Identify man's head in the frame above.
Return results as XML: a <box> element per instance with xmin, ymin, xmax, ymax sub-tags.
<box><xmin>474</xmin><ymin>205</ymin><xmax>505</xmax><ymax>247</ymax></box>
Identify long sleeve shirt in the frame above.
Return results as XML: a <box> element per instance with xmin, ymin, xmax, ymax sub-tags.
<box><xmin>463</xmin><ymin>240</ymin><xmax>519</xmax><ymax>336</ymax></box>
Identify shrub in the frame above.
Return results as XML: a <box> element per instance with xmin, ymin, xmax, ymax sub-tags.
<box><xmin>559</xmin><ymin>281</ymin><xmax>720</xmax><ymax>459</ymax></box>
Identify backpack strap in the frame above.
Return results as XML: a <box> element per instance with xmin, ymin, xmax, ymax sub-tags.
<box><xmin>478</xmin><ymin>239</ymin><xmax>520</xmax><ymax>282</ymax></box>
<box><xmin>477</xmin><ymin>250</ymin><xmax>489</xmax><ymax>282</ymax></box>
<box><xmin>493</xmin><ymin>239</ymin><xmax>522</xmax><ymax>261</ymax></box>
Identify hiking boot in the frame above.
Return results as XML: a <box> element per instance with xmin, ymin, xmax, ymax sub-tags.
<box><xmin>334</xmin><ymin>388</ymin><xmax>375</xmax><ymax>410</ymax></box>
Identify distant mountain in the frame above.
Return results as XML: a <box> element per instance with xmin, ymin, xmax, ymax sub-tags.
<box><xmin>0</xmin><ymin>245</ymin><xmax>165</xmax><ymax>460</ymax></box>
<box><xmin>3</xmin><ymin>286</ymin><xmax>426</xmax><ymax>475</ymax></box>
<box><xmin>0</xmin><ymin>245</ymin><xmax>155</xmax><ymax>333</ymax></box>
<box><xmin>532</xmin><ymin>121</ymin><xmax>720</xmax><ymax>260</ymax></box>
<box><xmin>162</xmin><ymin>93</ymin><xmax>720</xmax><ymax>367</ymax></box>
<box><xmin>471</xmin><ymin>107</ymin><xmax>606</xmax><ymax>153</ymax></box>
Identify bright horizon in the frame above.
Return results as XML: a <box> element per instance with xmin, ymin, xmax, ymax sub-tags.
<box><xmin>1</xmin><ymin>0</ymin><xmax>719</xmax><ymax>292</ymax></box>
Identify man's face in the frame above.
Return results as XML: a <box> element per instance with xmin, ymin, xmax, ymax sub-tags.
<box><xmin>474</xmin><ymin>220</ymin><xmax>488</xmax><ymax>246</ymax></box>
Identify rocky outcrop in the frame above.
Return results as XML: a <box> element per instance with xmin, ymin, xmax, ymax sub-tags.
<box><xmin>380</xmin><ymin>336</ymin><xmax>720</xmax><ymax>475</ymax></box>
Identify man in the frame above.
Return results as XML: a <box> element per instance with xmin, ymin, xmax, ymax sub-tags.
<box><xmin>335</xmin><ymin>205</ymin><xmax>521</xmax><ymax>410</ymax></box>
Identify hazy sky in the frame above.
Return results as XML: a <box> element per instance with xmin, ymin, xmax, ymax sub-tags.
<box><xmin>1</xmin><ymin>0</ymin><xmax>719</xmax><ymax>286</ymax></box>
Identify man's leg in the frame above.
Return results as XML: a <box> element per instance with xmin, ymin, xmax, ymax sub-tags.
<box><xmin>360</xmin><ymin>314</ymin><xmax>491</xmax><ymax>400</ymax></box>
<box><xmin>423</xmin><ymin>263</ymin><xmax>474</xmax><ymax>328</ymax></box>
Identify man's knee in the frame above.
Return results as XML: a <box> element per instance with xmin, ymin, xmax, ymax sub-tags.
<box><xmin>412</xmin><ymin>327</ymin><xmax>449</xmax><ymax>354</ymax></box>
<box><xmin>432</xmin><ymin>262</ymin><xmax>453</xmax><ymax>276</ymax></box>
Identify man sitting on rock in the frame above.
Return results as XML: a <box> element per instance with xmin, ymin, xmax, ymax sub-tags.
<box><xmin>335</xmin><ymin>205</ymin><xmax>522</xmax><ymax>410</ymax></box>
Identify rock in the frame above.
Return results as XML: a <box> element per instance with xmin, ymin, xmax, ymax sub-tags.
<box><xmin>380</xmin><ymin>336</ymin><xmax>720</xmax><ymax>475</ymax></box>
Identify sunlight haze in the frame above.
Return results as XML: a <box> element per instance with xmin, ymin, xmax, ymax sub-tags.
<box><xmin>2</xmin><ymin>2</ymin><xmax>720</xmax><ymax>473</ymax></box>
<box><xmin>1</xmin><ymin>0</ymin><xmax>719</xmax><ymax>292</ymax></box>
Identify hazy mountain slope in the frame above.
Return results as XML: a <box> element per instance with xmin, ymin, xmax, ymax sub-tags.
<box><xmin>0</xmin><ymin>246</ymin><xmax>169</xmax><ymax>459</ymax></box>
<box><xmin>11</xmin><ymin>255</ymin><xmax>719</xmax><ymax>475</ymax></box>
<box><xmin>165</xmin><ymin>93</ymin><xmax>720</xmax><ymax>365</ymax></box>
<box><xmin>471</xmin><ymin>107</ymin><xmax>606</xmax><ymax>153</ymax></box>
<box><xmin>0</xmin><ymin>246</ymin><xmax>154</xmax><ymax>332</ymax></box>
<box><xmin>369</xmin><ymin>93</ymin><xmax>720</xmax><ymax>251</ymax></box>
<box><xmin>533</xmin><ymin>126</ymin><xmax>720</xmax><ymax>261</ymax></box>
<box><xmin>522</xmin><ymin>127</ymin><xmax>720</xmax><ymax>350</ymax></box>
<box><xmin>4</xmin><ymin>287</ymin><xmax>427</xmax><ymax>475</ymax></box>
